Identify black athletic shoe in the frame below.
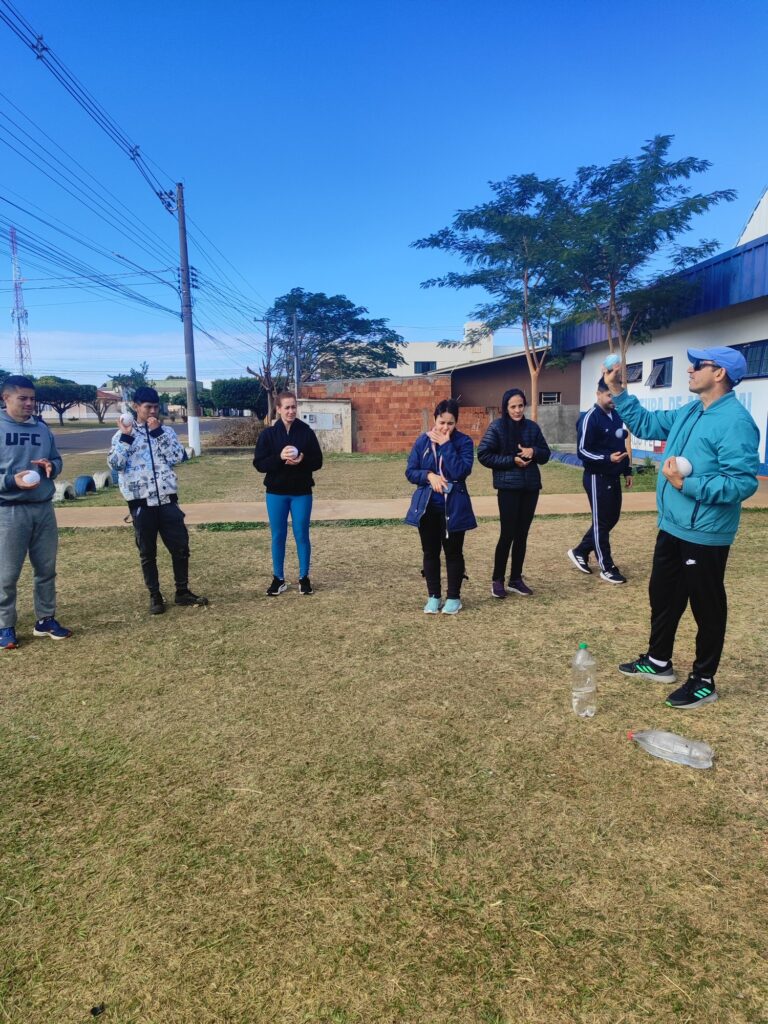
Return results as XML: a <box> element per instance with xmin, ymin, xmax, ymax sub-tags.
<box><xmin>175</xmin><ymin>589</ymin><xmax>209</xmax><ymax>607</ymax></box>
<box><xmin>299</xmin><ymin>576</ymin><xmax>314</xmax><ymax>595</ymax></box>
<box><xmin>149</xmin><ymin>592</ymin><xmax>165</xmax><ymax>615</ymax></box>
<box><xmin>266</xmin><ymin>576</ymin><xmax>288</xmax><ymax>597</ymax></box>
<box><xmin>619</xmin><ymin>653</ymin><xmax>676</xmax><ymax>683</ymax></box>
<box><xmin>600</xmin><ymin>567</ymin><xmax>627</xmax><ymax>584</ymax></box>
<box><xmin>665</xmin><ymin>674</ymin><xmax>718</xmax><ymax>709</ymax></box>
<box><xmin>567</xmin><ymin>549</ymin><xmax>592</xmax><ymax>574</ymax></box>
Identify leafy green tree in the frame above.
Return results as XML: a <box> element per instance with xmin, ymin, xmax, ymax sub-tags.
<box><xmin>211</xmin><ymin>378</ymin><xmax>266</xmax><ymax>418</ymax></box>
<box><xmin>414</xmin><ymin>174</ymin><xmax>571</xmax><ymax>421</ymax></box>
<box><xmin>558</xmin><ymin>135</ymin><xmax>735</xmax><ymax>376</ymax></box>
<box><xmin>108</xmin><ymin>361</ymin><xmax>150</xmax><ymax>398</ymax></box>
<box><xmin>35</xmin><ymin>377</ymin><xmax>97</xmax><ymax>424</ymax></box>
<box><xmin>265</xmin><ymin>287</ymin><xmax>405</xmax><ymax>384</ymax></box>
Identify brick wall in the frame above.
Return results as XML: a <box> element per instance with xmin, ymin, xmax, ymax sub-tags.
<box><xmin>301</xmin><ymin>376</ymin><xmax>467</xmax><ymax>452</ymax></box>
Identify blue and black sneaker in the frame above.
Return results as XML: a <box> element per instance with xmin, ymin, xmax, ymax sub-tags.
<box><xmin>619</xmin><ymin>653</ymin><xmax>675</xmax><ymax>683</ymax></box>
<box><xmin>33</xmin><ymin>617</ymin><xmax>72</xmax><ymax>640</ymax></box>
<box><xmin>0</xmin><ymin>626</ymin><xmax>19</xmax><ymax>650</ymax></box>
<box><xmin>665</xmin><ymin>674</ymin><xmax>718</xmax><ymax>709</ymax></box>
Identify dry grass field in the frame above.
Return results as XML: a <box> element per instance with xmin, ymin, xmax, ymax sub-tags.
<box><xmin>1</xmin><ymin>506</ymin><xmax>766</xmax><ymax>1023</ymax></box>
<box><xmin>58</xmin><ymin>450</ymin><xmax>658</xmax><ymax>508</ymax></box>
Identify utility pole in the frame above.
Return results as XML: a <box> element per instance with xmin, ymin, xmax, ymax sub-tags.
<box><xmin>9</xmin><ymin>227</ymin><xmax>32</xmax><ymax>374</ymax></box>
<box><xmin>292</xmin><ymin>311</ymin><xmax>300</xmax><ymax>397</ymax></box>
<box><xmin>175</xmin><ymin>183</ymin><xmax>201</xmax><ymax>455</ymax></box>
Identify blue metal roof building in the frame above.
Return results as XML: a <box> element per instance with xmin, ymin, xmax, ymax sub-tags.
<box><xmin>554</xmin><ymin>232</ymin><xmax>768</xmax><ymax>352</ymax></box>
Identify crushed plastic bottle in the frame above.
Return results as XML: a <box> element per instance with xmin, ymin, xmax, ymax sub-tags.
<box><xmin>628</xmin><ymin>729</ymin><xmax>713</xmax><ymax>769</ymax></box>
<box><xmin>571</xmin><ymin>642</ymin><xmax>596</xmax><ymax>718</ymax></box>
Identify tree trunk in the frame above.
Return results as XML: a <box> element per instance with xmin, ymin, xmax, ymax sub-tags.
<box><xmin>528</xmin><ymin>365</ymin><xmax>541</xmax><ymax>422</ymax></box>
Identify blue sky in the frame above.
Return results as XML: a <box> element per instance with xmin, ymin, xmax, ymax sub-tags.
<box><xmin>1</xmin><ymin>0</ymin><xmax>767</xmax><ymax>384</ymax></box>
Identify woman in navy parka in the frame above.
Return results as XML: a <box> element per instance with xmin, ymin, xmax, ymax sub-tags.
<box><xmin>405</xmin><ymin>399</ymin><xmax>477</xmax><ymax>614</ymax></box>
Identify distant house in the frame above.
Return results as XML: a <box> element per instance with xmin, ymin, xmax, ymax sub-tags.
<box><xmin>391</xmin><ymin>321</ymin><xmax>494</xmax><ymax>376</ymax></box>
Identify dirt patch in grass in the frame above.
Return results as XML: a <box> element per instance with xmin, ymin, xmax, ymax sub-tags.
<box><xmin>1</xmin><ymin>515</ymin><xmax>766</xmax><ymax>1022</ymax></box>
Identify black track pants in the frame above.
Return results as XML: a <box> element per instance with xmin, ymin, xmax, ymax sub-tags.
<box><xmin>418</xmin><ymin>503</ymin><xmax>466</xmax><ymax>599</ymax></box>
<box><xmin>492</xmin><ymin>489</ymin><xmax>539</xmax><ymax>582</ymax></box>
<box><xmin>574</xmin><ymin>473</ymin><xmax>623</xmax><ymax>571</ymax></box>
<box><xmin>130</xmin><ymin>502</ymin><xmax>191</xmax><ymax>595</ymax></box>
<box><xmin>647</xmin><ymin>530</ymin><xmax>730</xmax><ymax>679</ymax></box>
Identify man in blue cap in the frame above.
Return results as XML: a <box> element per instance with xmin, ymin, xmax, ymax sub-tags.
<box><xmin>603</xmin><ymin>346</ymin><xmax>759</xmax><ymax>709</ymax></box>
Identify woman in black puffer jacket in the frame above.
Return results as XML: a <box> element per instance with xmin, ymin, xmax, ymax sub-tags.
<box><xmin>477</xmin><ymin>388</ymin><xmax>550</xmax><ymax>598</ymax></box>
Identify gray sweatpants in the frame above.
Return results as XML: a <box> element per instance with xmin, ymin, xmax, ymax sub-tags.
<box><xmin>0</xmin><ymin>502</ymin><xmax>59</xmax><ymax>628</ymax></box>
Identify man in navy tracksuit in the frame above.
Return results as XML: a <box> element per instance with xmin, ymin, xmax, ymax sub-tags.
<box><xmin>568</xmin><ymin>378</ymin><xmax>632</xmax><ymax>584</ymax></box>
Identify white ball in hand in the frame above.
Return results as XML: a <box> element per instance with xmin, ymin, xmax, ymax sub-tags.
<box><xmin>286</xmin><ymin>446</ymin><xmax>298</xmax><ymax>459</ymax></box>
<box><xmin>120</xmin><ymin>413</ymin><xmax>134</xmax><ymax>429</ymax></box>
<box><xmin>675</xmin><ymin>456</ymin><xmax>693</xmax><ymax>477</ymax></box>
<box><xmin>22</xmin><ymin>470</ymin><xmax>41</xmax><ymax>485</ymax></box>
<box><xmin>604</xmin><ymin>353</ymin><xmax>621</xmax><ymax>370</ymax></box>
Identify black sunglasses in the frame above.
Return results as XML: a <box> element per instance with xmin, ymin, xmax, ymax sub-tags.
<box><xmin>691</xmin><ymin>359</ymin><xmax>721</xmax><ymax>372</ymax></box>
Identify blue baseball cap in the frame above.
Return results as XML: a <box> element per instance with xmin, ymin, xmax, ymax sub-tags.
<box><xmin>687</xmin><ymin>346</ymin><xmax>747</xmax><ymax>385</ymax></box>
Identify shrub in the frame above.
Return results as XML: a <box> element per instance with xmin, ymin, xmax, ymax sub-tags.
<box><xmin>209</xmin><ymin>417</ymin><xmax>265</xmax><ymax>448</ymax></box>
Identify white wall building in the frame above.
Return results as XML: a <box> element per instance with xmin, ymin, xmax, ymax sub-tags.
<box><xmin>392</xmin><ymin>321</ymin><xmax>494</xmax><ymax>376</ymax></box>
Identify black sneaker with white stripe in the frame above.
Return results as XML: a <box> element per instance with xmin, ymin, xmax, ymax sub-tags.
<box><xmin>665</xmin><ymin>674</ymin><xmax>718</xmax><ymax>709</ymax></box>
<box><xmin>619</xmin><ymin>653</ymin><xmax>676</xmax><ymax>683</ymax></box>
<box><xmin>600</xmin><ymin>567</ymin><xmax>627</xmax><ymax>584</ymax></box>
<box><xmin>299</xmin><ymin>576</ymin><xmax>314</xmax><ymax>595</ymax></box>
<box><xmin>266</xmin><ymin>576</ymin><xmax>288</xmax><ymax>596</ymax></box>
<box><xmin>567</xmin><ymin>549</ymin><xmax>592</xmax><ymax>574</ymax></box>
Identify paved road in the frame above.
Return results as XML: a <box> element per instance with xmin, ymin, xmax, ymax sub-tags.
<box><xmin>51</xmin><ymin>418</ymin><xmax>221</xmax><ymax>453</ymax></box>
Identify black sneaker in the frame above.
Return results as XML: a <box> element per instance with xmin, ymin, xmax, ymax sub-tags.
<box><xmin>619</xmin><ymin>653</ymin><xmax>676</xmax><ymax>683</ymax></box>
<box><xmin>266</xmin><ymin>577</ymin><xmax>288</xmax><ymax>596</ymax></box>
<box><xmin>175</xmin><ymin>589</ymin><xmax>209</xmax><ymax>607</ymax></box>
<box><xmin>149</xmin><ymin>592</ymin><xmax>165</xmax><ymax>615</ymax></box>
<box><xmin>567</xmin><ymin>549</ymin><xmax>592</xmax><ymax>574</ymax></box>
<box><xmin>600</xmin><ymin>567</ymin><xmax>627</xmax><ymax>584</ymax></box>
<box><xmin>299</xmin><ymin>576</ymin><xmax>314</xmax><ymax>595</ymax></box>
<box><xmin>665</xmin><ymin>674</ymin><xmax>718</xmax><ymax>709</ymax></box>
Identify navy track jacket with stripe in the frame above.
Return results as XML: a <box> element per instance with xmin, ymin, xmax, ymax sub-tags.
<box><xmin>576</xmin><ymin>405</ymin><xmax>632</xmax><ymax>478</ymax></box>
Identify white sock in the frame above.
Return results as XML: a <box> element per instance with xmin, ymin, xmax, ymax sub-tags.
<box><xmin>648</xmin><ymin>655</ymin><xmax>668</xmax><ymax>667</ymax></box>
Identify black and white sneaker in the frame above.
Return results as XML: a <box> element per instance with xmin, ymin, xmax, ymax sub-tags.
<box><xmin>665</xmin><ymin>675</ymin><xmax>718</xmax><ymax>709</ymax></box>
<box><xmin>567</xmin><ymin>549</ymin><xmax>592</xmax><ymax>574</ymax></box>
<box><xmin>619</xmin><ymin>653</ymin><xmax>676</xmax><ymax>683</ymax></box>
<box><xmin>299</xmin><ymin>576</ymin><xmax>314</xmax><ymax>595</ymax></box>
<box><xmin>266</xmin><ymin>576</ymin><xmax>288</xmax><ymax>596</ymax></box>
<box><xmin>600</xmin><ymin>567</ymin><xmax>627</xmax><ymax>584</ymax></box>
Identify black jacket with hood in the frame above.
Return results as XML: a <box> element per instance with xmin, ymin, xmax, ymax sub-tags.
<box><xmin>477</xmin><ymin>389</ymin><xmax>551</xmax><ymax>491</ymax></box>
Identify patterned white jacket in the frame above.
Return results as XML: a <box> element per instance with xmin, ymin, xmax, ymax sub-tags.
<box><xmin>107</xmin><ymin>423</ymin><xmax>186</xmax><ymax>505</ymax></box>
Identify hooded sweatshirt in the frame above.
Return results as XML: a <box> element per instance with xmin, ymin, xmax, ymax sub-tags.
<box><xmin>0</xmin><ymin>409</ymin><xmax>62</xmax><ymax>505</ymax></box>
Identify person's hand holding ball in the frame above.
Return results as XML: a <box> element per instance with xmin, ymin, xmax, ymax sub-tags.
<box><xmin>662</xmin><ymin>455</ymin><xmax>692</xmax><ymax>490</ymax></box>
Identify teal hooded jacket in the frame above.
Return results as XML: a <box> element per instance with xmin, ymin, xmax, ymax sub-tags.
<box><xmin>614</xmin><ymin>389</ymin><xmax>759</xmax><ymax>546</ymax></box>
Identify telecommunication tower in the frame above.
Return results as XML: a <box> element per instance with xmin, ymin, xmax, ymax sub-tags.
<box><xmin>9</xmin><ymin>227</ymin><xmax>32</xmax><ymax>374</ymax></box>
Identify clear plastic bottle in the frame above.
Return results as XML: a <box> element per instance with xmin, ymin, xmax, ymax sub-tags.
<box><xmin>628</xmin><ymin>730</ymin><xmax>713</xmax><ymax>769</ymax></box>
<box><xmin>571</xmin><ymin>642</ymin><xmax>597</xmax><ymax>718</ymax></box>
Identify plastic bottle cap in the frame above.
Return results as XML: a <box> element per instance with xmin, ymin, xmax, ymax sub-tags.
<box><xmin>578</xmin><ymin>642</ymin><xmax>588</xmax><ymax>649</ymax></box>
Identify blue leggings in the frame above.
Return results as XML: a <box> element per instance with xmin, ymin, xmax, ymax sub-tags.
<box><xmin>265</xmin><ymin>492</ymin><xmax>313</xmax><ymax>579</ymax></box>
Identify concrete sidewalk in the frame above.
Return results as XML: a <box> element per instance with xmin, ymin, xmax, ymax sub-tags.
<box><xmin>55</xmin><ymin>481</ymin><xmax>768</xmax><ymax>528</ymax></box>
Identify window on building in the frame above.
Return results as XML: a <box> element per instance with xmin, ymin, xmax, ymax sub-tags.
<box><xmin>732</xmin><ymin>340</ymin><xmax>768</xmax><ymax>379</ymax></box>
<box><xmin>414</xmin><ymin>361</ymin><xmax>437</xmax><ymax>374</ymax></box>
<box><xmin>626</xmin><ymin>361</ymin><xmax>643</xmax><ymax>383</ymax></box>
<box><xmin>646</xmin><ymin>357</ymin><xmax>672</xmax><ymax>388</ymax></box>
<box><xmin>539</xmin><ymin>391</ymin><xmax>561</xmax><ymax>405</ymax></box>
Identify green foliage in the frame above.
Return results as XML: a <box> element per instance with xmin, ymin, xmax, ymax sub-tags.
<box><xmin>211</xmin><ymin>377</ymin><xmax>267</xmax><ymax>416</ymax></box>
<box><xmin>108</xmin><ymin>361</ymin><xmax>150</xmax><ymax>396</ymax></box>
<box><xmin>35</xmin><ymin>376</ymin><xmax>96</xmax><ymax>424</ymax></box>
<box><xmin>265</xmin><ymin>287</ymin><xmax>405</xmax><ymax>382</ymax></box>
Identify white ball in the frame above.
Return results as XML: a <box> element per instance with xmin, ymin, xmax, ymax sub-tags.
<box><xmin>120</xmin><ymin>413</ymin><xmax>133</xmax><ymax>428</ymax></box>
<box><xmin>615</xmin><ymin>427</ymin><xmax>626</xmax><ymax>439</ymax></box>
<box><xmin>604</xmin><ymin>353</ymin><xmax>621</xmax><ymax>370</ymax></box>
<box><xmin>286</xmin><ymin>446</ymin><xmax>298</xmax><ymax>459</ymax></box>
<box><xmin>675</xmin><ymin>456</ymin><xmax>693</xmax><ymax>477</ymax></box>
<box><xmin>22</xmin><ymin>470</ymin><xmax>41</xmax><ymax>485</ymax></box>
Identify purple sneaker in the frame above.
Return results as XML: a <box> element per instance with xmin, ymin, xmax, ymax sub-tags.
<box><xmin>507</xmin><ymin>578</ymin><xmax>533</xmax><ymax>597</ymax></box>
<box><xmin>491</xmin><ymin>580</ymin><xmax>506</xmax><ymax>599</ymax></box>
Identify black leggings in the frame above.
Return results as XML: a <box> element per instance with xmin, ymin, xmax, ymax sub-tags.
<box><xmin>418</xmin><ymin>504</ymin><xmax>466</xmax><ymax>599</ymax></box>
<box><xmin>493</xmin><ymin>489</ymin><xmax>539</xmax><ymax>582</ymax></box>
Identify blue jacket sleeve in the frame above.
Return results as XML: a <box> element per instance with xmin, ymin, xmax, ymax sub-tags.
<box><xmin>681</xmin><ymin>418</ymin><xmax>760</xmax><ymax>506</ymax></box>
<box><xmin>405</xmin><ymin>436</ymin><xmax>430</xmax><ymax>486</ymax></box>
<box><xmin>530</xmin><ymin>422</ymin><xmax>550</xmax><ymax>464</ymax></box>
<box><xmin>436</xmin><ymin>432</ymin><xmax>474</xmax><ymax>481</ymax></box>
<box><xmin>614</xmin><ymin>390</ymin><xmax>680</xmax><ymax>441</ymax></box>
<box><xmin>577</xmin><ymin>408</ymin><xmax>611</xmax><ymax>471</ymax></box>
